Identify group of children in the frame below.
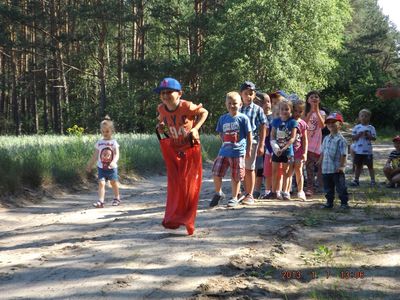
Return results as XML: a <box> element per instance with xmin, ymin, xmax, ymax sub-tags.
<box><xmin>85</xmin><ymin>77</ymin><xmax>400</xmax><ymax>235</ymax></box>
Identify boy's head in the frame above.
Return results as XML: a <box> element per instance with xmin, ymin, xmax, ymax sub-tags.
<box><xmin>240</xmin><ymin>81</ymin><xmax>256</xmax><ymax>106</ymax></box>
<box><xmin>225</xmin><ymin>92</ymin><xmax>242</xmax><ymax>116</ymax></box>
<box><xmin>358</xmin><ymin>109</ymin><xmax>371</xmax><ymax>125</ymax></box>
<box><xmin>393</xmin><ymin>135</ymin><xmax>400</xmax><ymax>151</ymax></box>
<box><xmin>325</xmin><ymin>112</ymin><xmax>343</xmax><ymax>132</ymax></box>
<box><xmin>154</xmin><ymin>77</ymin><xmax>183</xmax><ymax>106</ymax></box>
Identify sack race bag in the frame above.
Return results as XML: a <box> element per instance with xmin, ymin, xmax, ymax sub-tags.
<box><xmin>156</xmin><ymin>130</ymin><xmax>202</xmax><ymax>235</ymax></box>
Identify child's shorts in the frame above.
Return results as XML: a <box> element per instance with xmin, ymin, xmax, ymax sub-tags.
<box><xmin>98</xmin><ymin>167</ymin><xmax>119</xmax><ymax>181</ymax></box>
<box><xmin>212</xmin><ymin>156</ymin><xmax>245</xmax><ymax>182</ymax></box>
<box><xmin>272</xmin><ymin>153</ymin><xmax>292</xmax><ymax>163</ymax></box>
<box><xmin>264</xmin><ymin>153</ymin><xmax>283</xmax><ymax>177</ymax></box>
<box><xmin>245</xmin><ymin>142</ymin><xmax>258</xmax><ymax>170</ymax></box>
<box><xmin>353</xmin><ymin>154</ymin><xmax>373</xmax><ymax>166</ymax></box>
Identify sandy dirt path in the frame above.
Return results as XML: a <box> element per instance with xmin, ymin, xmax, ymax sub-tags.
<box><xmin>0</xmin><ymin>143</ymin><xmax>399</xmax><ymax>299</ymax></box>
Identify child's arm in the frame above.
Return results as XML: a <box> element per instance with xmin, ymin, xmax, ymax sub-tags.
<box><xmin>257</xmin><ymin>123</ymin><xmax>266</xmax><ymax>156</ymax></box>
<box><xmin>336</xmin><ymin>155</ymin><xmax>347</xmax><ymax>173</ymax></box>
<box><xmin>109</xmin><ymin>146</ymin><xmax>120</xmax><ymax>169</ymax></box>
<box><xmin>246</xmin><ymin>131</ymin><xmax>252</xmax><ymax>159</ymax></box>
<box><xmin>86</xmin><ymin>149</ymin><xmax>99</xmax><ymax>172</ymax></box>
<box><xmin>302</xmin><ymin>128</ymin><xmax>308</xmax><ymax>161</ymax></box>
<box><xmin>280</xmin><ymin>127</ymin><xmax>297</xmax><ymax>152</ymax></box>
<box><xmin>190</xmin><ymin>107</ymin><xmax>209</xmax><ymax>139</ymax></box>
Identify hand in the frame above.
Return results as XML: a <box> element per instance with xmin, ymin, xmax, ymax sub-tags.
<box><xmin>257</xmin><ymin>145</ymin><xmax>265</xmax><ymax>157</ymax></box>
<box><xmin>311</xmin><ymin>102</ymin><xmax>319</xmax><ymax>112</ymax></box>
<box><xmin>316</xmin><ymin>160</ymin><xmax>322</xmax><ymax>166</ymax></box>
<box><xmin>157</xmin><ymin>122</ymin><xmax>165</xmax><ymax>133</ymax></box>
<box><xmin>245</xmin><ymin>150</ymin><xmax>251</xmax><ymax>159</ymax></box>
<box><xmin>336</xmin><ymin>166</ymin><xmax>345</xmax><ymax>173</ymax></box>
<box><xmin>190</xmin><ymin>127</ymin><xmax>200</xmax><ymax>140</ymax></box>
<box><xmin>109</xmin><ymin>161</ymin><xmax>117</xmax><ymax>169</ymax></box>
<box><xmin>276</xmin><ymin>149</ymin><xmax>282</xmax><ymax>157</ymax></box>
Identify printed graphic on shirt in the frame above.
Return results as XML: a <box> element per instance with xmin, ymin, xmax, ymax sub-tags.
<box><xmin>222</xmin><ymin>122</ymin><xmax>239</xmax><ymax>143</ymax></box>
<box><xmin>276</xmin><ymin>122</ymin><xmax>291</xmax><ymax>148</ymax></box>
<box><xmin>352</xmin><ymin>124</ymin><xmax>376</xmax><ymax>155</ymax></box>
<box><xmin>100</xmin><ymin>147</ymin><xmax>113</xmax><ymax>169</ymax></box>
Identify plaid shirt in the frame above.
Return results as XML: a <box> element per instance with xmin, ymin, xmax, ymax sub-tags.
<box><xmin>320</xmin><ymin>133</ymin><xmax>348</xmax><ymax>174</ymax></box>
<box><xmin>240</xmin><ymin>102</ymin><xmax>267</xmax><ymax>141</ymax></box>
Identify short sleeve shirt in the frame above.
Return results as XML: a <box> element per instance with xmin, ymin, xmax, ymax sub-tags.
<box><xmin>96</xmin><ymin>139</ymin><xmax>120</xmax><ymax>169</ymax></box>
<box><xmin>157</xmin><ymin>100</ymin><xmax>203</xmax><ymax>152</ymax></box>
<box><xmin>216</xmin><ymin>112</ymin><xmax>251</xmax><ymax>157</ymax></box>
<box><xmin>352</xmin><ymin>124</ymin><xmax>376</xmax><ymax>155</ymax></box>
<box><xmin>271</xmin><ymin>117</ymin><xmax>298</xmax><ymax>157</ymax></box>
<box><xmin>293</xmin><ymin>119</ymin><xmax>309</xmax><ymax>158</ymax></box>
<box><xmin>307</xmin><ymin>110</ymin><xmax>326</xmax><ymax>154</ymax></box>
<box><xmin>264</xmin><ymin>114</ymin><xmax>274</xmax><ymax>154</ymax></box>
<box><xmin>240</xmin><ymin>102</ymin><xmax>267</xmax><ymax>141</ymax></box>
<box><xmin>320</xmin><ymin>133</ymin><xmax>348</xmax><ymax>174</ymax></box>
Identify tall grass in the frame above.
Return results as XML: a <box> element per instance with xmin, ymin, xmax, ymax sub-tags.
<box><xmin>0</xmin><ymin>134</ymin><xmax>220</xmax><ymax>195</ymax></box>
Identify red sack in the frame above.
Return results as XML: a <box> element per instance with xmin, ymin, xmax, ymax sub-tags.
<box><xmin>156</xmin><ymin>131</ymin><xmax>202</xmax><ymax>235</ymax></box>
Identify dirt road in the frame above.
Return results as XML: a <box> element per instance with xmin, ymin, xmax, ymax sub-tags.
<box><xmin>0</xmin><ymin>144</ymin><xmax>399</xmax><ymax>299</ymax></box>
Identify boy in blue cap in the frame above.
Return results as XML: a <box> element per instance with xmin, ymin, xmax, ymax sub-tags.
<box><xmin>155</xmin><ymin>77</ymin><xmax>208</xmax><ymax>235</ymax></box>
<box><xmin>239</xmin><ymin>81</ymin><xmax>267</xmax><ymax>205</ymax></box>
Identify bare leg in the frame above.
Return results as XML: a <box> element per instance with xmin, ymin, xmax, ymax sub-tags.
<box><xmin>110</xmin><ymin>180</ymin><xmax>120</xmax><ymax>199</ymax></box>
<box><xmin>231</xmin><ymin>179</ymin><xmax>240</xmax><ymax>199</ymax></box>
<box><xmin>98</xmin><ymin>180</ymin><xmax>106</xmax><ymax>202</ymax></box>
<box><xmin>295</xmin><ymin>161</ymin><xmax>305</xmax><ymax>192</ymax></box>
<box><xmin>213</xmin><ymin>176</ymin><xmax>223</xmax><ymax>193</ymax></box>
<box><xmin>244</xmin><ymin>169</ymin><xmax>255</xmax><ymax>195</ymax></box>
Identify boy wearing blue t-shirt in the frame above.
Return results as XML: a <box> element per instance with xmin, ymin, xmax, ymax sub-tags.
<box><xmin>210</xmin><ymin>92</ymin><xmax>252</xmax><ymax>207</ymax></box>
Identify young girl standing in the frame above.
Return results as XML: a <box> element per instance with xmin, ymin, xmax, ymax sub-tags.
<box><xmin>286</xmin><ymin>100</ymin><xmax>308</xmax><ymax>200</ymax></box>
<box><xmin>269</xmin><ymin>100</ymin><xmax>298</xmax><ymax>200</ymax></box>
<box><xmin>304</xmin><ymin>91</ymin><xmax>326</xmax><ymax>197</ymax></box>
<box><xmin>87</xmin><ymin>116</ymin><xmax>121</xmax><ymax>208</ymax></box>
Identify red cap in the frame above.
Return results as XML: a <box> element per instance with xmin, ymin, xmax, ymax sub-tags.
<box><xmin>325</xmin><ymin>112</ymin><xmax>344</xmax><ymax>123</ymax></box>
<box><xmin>393</xmin><ymin>135</ymin><xmax>400</xmax><ymax>143</ymax></box>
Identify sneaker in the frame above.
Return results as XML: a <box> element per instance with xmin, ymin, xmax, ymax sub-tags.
<box><xmin>276</xmin><ymin>192</ymin><xmax>283</xmax><ymax>200</ymax></box>
<box><xmin>262</xmin><ymin>192</ymin><xmax>276</xmax><ymax>199</ymax></box>
<box><xmin>242</xmin><ymin>194</ymin><xmax>255</xmax><ymax>205</ymax></box>
<box><xmin>321</xmin><ymin>203</ymin><xmax>333</xmax><ymax>209</ymax></box>
<box><xmin>210</xmin><ymin>192</ymin><xmax>225</xmax><ymax>207</ymax></box>
<box><xmin>305</xmin><ymin>190</ymin><xmax>313</xmax><ymax>197</ymax></box>
<box><xmin>253</xmin><ymin>191</ymin><xmax>261</xmax><ymax>199</ymax></box>
<box><xmin>297</xmin><ymin>191</ymin><xmax>307</xmax><ymax>201</ymax></box>
<box><xmin>370</xmin><ymin>180</ymin><xmax>376</xmax><ymax>187</ymax></box>
<box><xmin>227</xmin><ymin>198</ymin><xmax>240</xmax><ymax>207</ymax></box>
<box><xmin>282</xmin><ymin>192</ymin><xmax>291</xmax><ymax>200</ymax></box>
<box><xmin>340</xmin><ymin>203</ymin><xmax>350</xmax><ymax>209</ymax></box>
<box><xmin>350</xmin><ymin>180</ymin><xmax>359</xmax><ymax>187</ymax></box>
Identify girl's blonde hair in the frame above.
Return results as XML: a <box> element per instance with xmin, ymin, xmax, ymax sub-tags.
<box><xmin>100</xmin><ymin>115</ymin><xmax>115</xmax><ymax>131</ymax></box>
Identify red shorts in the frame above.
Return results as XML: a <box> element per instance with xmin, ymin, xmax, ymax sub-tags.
<box><xmin>263</xmin><ymin>153</ymin><xmax>283</xmax><ymax>177</ymax></box>
<box><xmin>212</xmin><ymin>156</ymin><xmax>245</xmax><ymax>182</ymax></box>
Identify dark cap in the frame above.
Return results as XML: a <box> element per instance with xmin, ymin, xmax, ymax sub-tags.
<box><xmin>240</xmin><ymin>81</ymin><xmax>256</xmax><ymax>92</ymax></box>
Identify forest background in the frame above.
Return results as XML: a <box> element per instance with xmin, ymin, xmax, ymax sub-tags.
<box><xmin>1</xmin><ymin>0</ymin><xmax>400</xmax><ymax>136</ymax></box>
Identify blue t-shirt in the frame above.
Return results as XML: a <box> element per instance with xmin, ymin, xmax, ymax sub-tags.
<box><xmin>216</xmin><ymin>113</ymin><xmax>251</xmax><ymax>157</ymax></box>
<box><xmin>271</xmin><ymin>117</ymin><xmax>298</xmax><ymax>157</ymax></box>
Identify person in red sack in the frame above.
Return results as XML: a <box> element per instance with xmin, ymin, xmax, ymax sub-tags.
<box><xmin>155</xmin><ymin>77</ymin><xmax>208</xmax><ymax>235</ymax></box>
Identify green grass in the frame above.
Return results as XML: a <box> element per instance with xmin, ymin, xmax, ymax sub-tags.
<box><xmin>0</xmin><ymin>134</ymin><xmax>221</xmax><ymax>195</ymax></box>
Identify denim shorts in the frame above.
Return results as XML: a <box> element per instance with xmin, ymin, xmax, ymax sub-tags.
<box><xmin>98</xmin><ymin>167</ymin><xmax>119</xmax><ymax>181</ymax></box>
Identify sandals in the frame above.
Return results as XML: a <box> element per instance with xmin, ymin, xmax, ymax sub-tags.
<box><xmin>93</xmin><ymin>201</ymin><xmax>104</xmax><ymax>208</ymax></box>
<box><xmin>112</xmin><ymin>198</ymin><xmax>121</xmax><ymax>206</ymax></box>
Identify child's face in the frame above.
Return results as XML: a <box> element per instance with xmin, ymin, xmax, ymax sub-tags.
<box><xmin>292</xmin><ymin>105</ymin><xmax>305</xmax><ymax>119</ymax></box>
<box><xmin>394</xmin><ymin>141</ymin><xmax>400</xmax><ymax>151</ymax></box>
<box><xmin>160</xmin><ymin>89</ymin><xmax>182</xmax><ymax>107</ymax></box>
<box><xmin>279</xmin><ymin>103</ymin><xmax>292</xmax><ymax>120</ymax></box>
<box><xmin>101</xmin><ymin>126</ymin><xmax>112</xmax><ymax>139</ymax></box>
<box><xmin>326</xmin><ymin>120</ymin><xmax>341</xmax><ymax>133</ymax></box>
<box><xmin>263</xmin><ymin>97</ymin><xmax>272</xmax><ymax>114</ymax></box>
<box><xmin>358</xmin><ymin>111</ymin><xmax>370</xmax><ymax>125</ymax></box>
<box><xmin>307</xmin><ymin>93</ymin><xmax>320</xmax><ymax>106</ymax></box>
<box><xmin>225</xmin><ymin>97</ymin><xmax>242</xmax><ymax>116</ymax></box>
<box><xmin>240</xmin><ymin>89</ymin><xmax>256</xmax><ymax>106</ymax></box>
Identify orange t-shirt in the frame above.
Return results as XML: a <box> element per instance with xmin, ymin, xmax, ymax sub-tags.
<box><xmin>157</xmin><ymin>100</ymin><xmax>203</xmax><ymax>152</ymax></box>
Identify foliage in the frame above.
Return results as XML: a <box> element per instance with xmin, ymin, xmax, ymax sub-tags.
<box><xmin>0</xmin><ymin>134</ymin><xmax>220</xmax><ymax>195</ymax></box>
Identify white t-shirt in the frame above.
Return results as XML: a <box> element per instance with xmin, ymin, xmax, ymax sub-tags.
<box><xmin>351</xmin><ymin>124</ymin><xmax>376</xmax><ymax>155</ymax></box>
<box><xmin>95</xmin><ymin>139</ymin><xmax>120</xmax><ymax>169</ymax></box>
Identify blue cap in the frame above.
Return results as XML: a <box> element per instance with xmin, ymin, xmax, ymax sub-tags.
<box><xmin>153</xmin><ymin>77</ymin><xmax>182</xmax><ymax>94</ymax></box>
<box><xmin>276</xmin><ymin>90</ymin><xmax>288</xmax><ymax>98</ymax></box>
<box><xmin>240</xmin><ymin>81</ymin><xmax>256</xmax><ymax>92</ymax></box>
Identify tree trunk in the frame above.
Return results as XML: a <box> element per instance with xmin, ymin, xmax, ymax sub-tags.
<box><xmin>98</xmin><ymin>20</ymin><xmax>107</xmax><ymax>118</ymax></box>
